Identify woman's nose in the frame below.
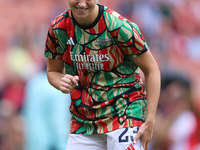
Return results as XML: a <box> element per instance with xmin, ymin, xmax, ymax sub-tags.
<box><xmin>78</xmin><ymin>0</ymin><xmax>86</xmax><ymax>7</ymax></box>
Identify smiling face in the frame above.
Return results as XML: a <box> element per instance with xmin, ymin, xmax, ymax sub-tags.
<box><xmin>68</xmin><ymin>0</ymin><xmax>99</xmax><ymax>26</ymax></box>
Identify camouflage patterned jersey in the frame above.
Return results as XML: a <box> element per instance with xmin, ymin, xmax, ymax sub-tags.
<box><xmin>45</xmin><ymin>4</ymin><xmax>149</xmax><ymax>135</ymax></box>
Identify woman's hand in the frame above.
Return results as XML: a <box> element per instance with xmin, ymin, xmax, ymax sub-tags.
<box><xmin>59</xmin><ymin>74</ymin><xmax>79</xmax><ymax>94</ymax></box>
<box><xmin>133</xmin><ymin>120</ymin><xmax>155</xmax><ymax>150</ymax></box>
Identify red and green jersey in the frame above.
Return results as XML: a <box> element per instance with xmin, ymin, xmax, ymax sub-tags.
<box><xmin>45</xmin><ymin>5</ymin><xmax>148</xmax><ymax>135</ymax></box>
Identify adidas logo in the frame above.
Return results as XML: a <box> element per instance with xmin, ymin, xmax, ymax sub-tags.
<box><xmin>66</xmin><ymin>37</ymin><xmax>75</xmax><ymax>45</ymax></box>
<box><xmin>126</xmin><ymin>144</ymin><xmax>135</xmax><ymax>150</ymax></box>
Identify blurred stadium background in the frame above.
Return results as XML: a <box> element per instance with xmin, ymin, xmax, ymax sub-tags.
<box><xmin>0</xmin><ymin>0</ymin><xmax>200</xmax><ymax>150</ymax></box>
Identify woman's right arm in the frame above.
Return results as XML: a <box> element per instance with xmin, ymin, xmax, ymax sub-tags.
<box><xmin>46</xmin><ymin>58</ymin><xmax>79</xmax><ymax>94</ymax></box>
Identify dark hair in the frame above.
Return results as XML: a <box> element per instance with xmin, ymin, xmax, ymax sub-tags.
<box><xmin>161</xmin><ymin>72</ymin><xmax>190</xmax><ymax>90</ymax></box>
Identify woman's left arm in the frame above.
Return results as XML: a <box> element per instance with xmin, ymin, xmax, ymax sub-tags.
<box><xmin>132</xmin><ymin>50</ymin><xmax>161</xmax><ymax>150</ymax></box>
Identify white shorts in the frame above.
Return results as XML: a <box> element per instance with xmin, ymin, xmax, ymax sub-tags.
<box><xmin>66</xmin><ymin>127</ymin><xmax>144</xmax><ymax>150</ymax></box>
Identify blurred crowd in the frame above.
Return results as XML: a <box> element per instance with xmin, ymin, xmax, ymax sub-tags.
<box><xmin>0</xmin><ymin>0</ymin><xmax>200</xmax><ymax>150</ymax></box>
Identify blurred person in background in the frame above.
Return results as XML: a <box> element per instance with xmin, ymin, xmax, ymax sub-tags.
<box><xmin>44</xmin><ymin>0</ymin><xmax>160</xmax><ymax>150</ymax></box>
<box><xmin>0</xmin><ymin>46</ymin><xmax>34</xmax><ymax>150</ymax></box>
<box><xmin>22</xmin><ymin>64</ymin><xmax>71</xmax><ymax>150</ymax></box>
<box><xmin>0</xmin><ymin>1</ymin><xmax>72</xmax><ymax>150</ymax></box>
<box><xmin>151</xmin><ymin>71</ymin><xmax>200</xmax><ymax>150</ymax></box>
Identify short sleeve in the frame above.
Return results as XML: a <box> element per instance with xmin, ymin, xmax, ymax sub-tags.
<box><xmin>44</xmin><ymin>21</ymin><xmax>63</xmax><ymax>60</ymax></box>
<box><xmin>117</xmin><ymin>21</ymin><xmax>149</xmax><ymax>59</ymax></box>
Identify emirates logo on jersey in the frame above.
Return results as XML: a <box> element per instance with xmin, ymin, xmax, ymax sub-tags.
<box><xmin>70</xmin><ymin>52</ymin><xmax>110</xmax><ymax>71</ymax></box>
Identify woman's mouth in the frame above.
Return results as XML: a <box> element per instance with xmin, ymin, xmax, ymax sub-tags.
<box><xmin>76</xmin><ymin>8</ymin><xmax>88</xmax><ymax>12</ymax></box>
